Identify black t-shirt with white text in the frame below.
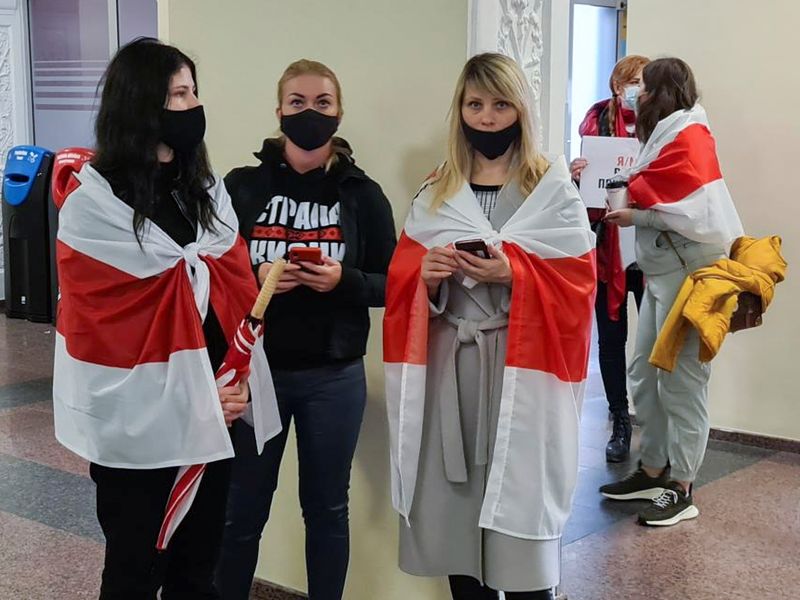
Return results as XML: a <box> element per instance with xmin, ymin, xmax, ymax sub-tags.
<box><xmin>248</xmin><ymin>161</ymin><xmax>347</xmax><ymax>369</ymax></box>
<box><xmin>248</xmin><ymin>163</ymin><xmax>345</xmax><ymax>264</ymax></box>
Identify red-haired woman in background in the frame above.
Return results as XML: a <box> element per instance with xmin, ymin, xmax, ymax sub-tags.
<box><xmin>571</xmin><ymin>55</ymin><xmax>650</xmax><ymax>463</ymax></box>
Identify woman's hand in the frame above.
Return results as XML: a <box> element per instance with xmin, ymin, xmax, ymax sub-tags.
<box><xmin>293</xmin><ymin>255</ymin><xmax>342</xmax><ymax>293</ymax></box>
<box><xmin>257</xmin><ymin>261</ymin><xmax>302</xmax><ymax>294</ymax></box>
<box><xmin>604</xmin><ymin>208</ymin><xmax>635</xmax><ymax>228</ymax></box>
<box><xmin>219</xmin><ymin>379</ymin><xmax>249</xmax><ymax>426</ymax></box>
<box><xmin>570</xmin><ymin>157</ymin><xmax>589</xmax><ymax>182</ymax></box>
<box><xmin>421</xmin><ymin>246</ymin><xmax>458</xmax><ymax>297</ymax></box>
<box><xmin>455</xmin><ymin>244</ymin><xmax>512</xmax><ymax>285</ymax></box>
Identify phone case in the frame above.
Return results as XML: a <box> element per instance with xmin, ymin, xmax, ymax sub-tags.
<box><xmin>288</xmin><ymin>247</ymin><xmax>323</xmax><ymax>265</ymax></box>
<box><xmin>455</xmin><ymin>239</ymin><xmax>489</xmax><ymax>259</ymax></box>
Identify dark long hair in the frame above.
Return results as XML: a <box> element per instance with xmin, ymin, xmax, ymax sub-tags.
<box><xmin>635</xmin><ymin>58</ymin><xmax>699</xmax><ymax>143</ymax></box>
<box><xmin>92</xmin><ymin>37</ymin><xmax>219</xmax><ymax>240</ymax></box>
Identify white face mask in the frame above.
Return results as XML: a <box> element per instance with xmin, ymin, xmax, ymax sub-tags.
<box><xmin>622</xmin><ymin>85</ymin><xmax>640</xmax><ymax>111</ymax></box>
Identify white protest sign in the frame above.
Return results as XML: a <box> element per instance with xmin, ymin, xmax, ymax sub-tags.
<box><xmin>578</xmin><ymin>136</ymin><xmax>641</xmax><ymax>208</ymax></box>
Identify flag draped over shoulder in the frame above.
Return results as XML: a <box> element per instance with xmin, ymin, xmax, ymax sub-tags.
<box><xmin>384</xmin><ymin>156</ymin><xmax>597</xmax><ymax>539</ymax></box>
<box><xmin>627</xmin><ymin>104</ymin><xmax>743</xmax><ymax>247</ymax></box>
<box><xmin>53</xmin><ymin>164</ymin><xmax>281</xmax><ymax>471</ymax></box>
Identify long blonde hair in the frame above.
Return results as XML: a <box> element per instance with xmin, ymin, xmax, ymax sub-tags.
<box><xmin>430</xmin><ymin>53</ymin><xmax>549</xmax><ymax>210</ymax></box>
<box><xmin>276</xmin><ymin>59</ymin><xmax>351</xmax><ymax>167</ymax></box>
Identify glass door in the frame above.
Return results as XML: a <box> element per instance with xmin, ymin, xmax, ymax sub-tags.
<box><xmin>28</xmin><ymin>0</ymin><xmax>157</xmax><ymax>152</ymax></box>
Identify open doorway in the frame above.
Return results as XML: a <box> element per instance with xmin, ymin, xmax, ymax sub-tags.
<box><xmin>566</xmin><ymin>0</ymin><xmax>627</xmax><ymax>161</ymax></box>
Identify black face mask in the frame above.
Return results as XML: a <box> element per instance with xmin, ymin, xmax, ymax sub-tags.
<box><xmin>281</xmin><ymin>109</ymin><xmax>339</xmax><ymax>151</ymax></box>
<box><xmin>462</xmin><ymin>120</ymin><xmax>522</xmax><ymax>160</ymax></box>
<box><xmin>160</xmin><ymin>105</ymin><xmax>206</xmax><ymax>154</ymax></box>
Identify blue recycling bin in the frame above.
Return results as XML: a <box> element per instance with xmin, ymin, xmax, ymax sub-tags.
<box><xmin>2</xmin><ymin>145</ymin><xmax>55</xmax><ymax>322</ymax></box>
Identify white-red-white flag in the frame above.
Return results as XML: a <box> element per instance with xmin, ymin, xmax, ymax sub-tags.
<box><xmin>384</xmin><ymin>157</ymin><xmax>596</xmax><ymax>539</ymax></box>
<box><xmin>627</xmin><ymin>104</ymin><xmax>743</xmax><ymax>247</ymax></box>
<box><xmin>54</xmin><ymin>165</ymin><xmax>281</xmax><ymax>547</ymax></box>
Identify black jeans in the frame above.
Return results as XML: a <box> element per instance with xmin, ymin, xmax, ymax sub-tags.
<box><xmin>448</xmin><ymin>575</ymin><xmax>554</xmax><ymax>599</ymax></box>
<box><xmin>215</xmin><ymin>359</ymin><xmax>367</xmax><ymax>600</ymax></box>
<box><xmin>90</xmin><ymin>458</ymin><xmax>232</xmax><ymax>600</ymax></box>
<box><xmin>595</xmin><ymin>266</ymin><xmax>644</xmax><ymax>415</ymax></box>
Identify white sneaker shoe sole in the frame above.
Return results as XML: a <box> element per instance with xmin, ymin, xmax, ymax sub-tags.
<box><xmin>643</xmin><ymin>504</ymin><xmax>700</xmax><ymax>527</ymax></box>
<box><xmin>601</xmin><ymin>487</ymin><xmax>666</xmax><ymax>501</ymax></box>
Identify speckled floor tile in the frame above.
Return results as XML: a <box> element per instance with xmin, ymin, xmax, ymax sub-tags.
<box><xmin>0</xmin><ymin>510</ymin><xmax>103</xmax><ymax>600</ymax></box>
<box><xmin>251</xmin><ymin>579</ymin><xmax>307</xmax><ymax>599</ymax></box>
<box><xmin>0</xmin><ymin>378</ymin><xmax>53</xmax><ymax>411</ymax></box>
<box><xmin>0</xmin><ymin>453</ymin><xmax>101</xmax><ymax>541</ymax></box>
<box><xmin>561</xmin><ymin>458</ymin><xmax>800</xmax><ymax>600</ymax></box>
<box><xmin>0</xmin><ymin>403</ymin><xmax>89</xmax><ymax>476</ymax></box>
<box><xmin>0</xmin><ymin>316</ymin><xmax>55</xmax><ymax>382</ymax></box>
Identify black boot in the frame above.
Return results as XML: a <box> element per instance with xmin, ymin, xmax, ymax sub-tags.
<box><xmin>605</xmin><ymin>412</ymin><xmax>632</xmax><ymax>463</ymax></box>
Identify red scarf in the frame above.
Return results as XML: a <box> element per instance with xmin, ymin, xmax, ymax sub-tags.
<box><xmin>579</xmin><ymin>97</ymin><xmax>636</xmax><ymax>321</ymax></box>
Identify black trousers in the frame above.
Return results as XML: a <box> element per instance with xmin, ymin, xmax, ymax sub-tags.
<box><xmin>594</xmin><ymin>266</ymin><xmax>644</xmax><ymax>415</ymax></box>
<box><xmin>90</xmin><ymin>457</ymin><xmax>232</xmax><ymax>599</ymax></box>
<box><xmin>448</xmin><ymin>575</ymin><xmax>554</xmax><ymax>599</ymax></box>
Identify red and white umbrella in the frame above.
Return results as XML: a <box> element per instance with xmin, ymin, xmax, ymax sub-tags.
<box><xmin>156</xmin><ymin>259</ymin><xmax>287</xmax><ymax>551</ymax></box>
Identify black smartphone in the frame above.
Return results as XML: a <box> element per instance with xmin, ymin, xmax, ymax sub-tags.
<box><xmin>454</xmin><ymin>239</ymin><xmax>489</xmax><ymax>259</ymax></box>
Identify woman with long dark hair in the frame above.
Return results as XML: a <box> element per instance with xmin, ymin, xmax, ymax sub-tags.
<box><xmin>53</xmin><ymin>38</ymin><xmax>279</xmax><ymax>598</ymax></box>
<box><xmin>599</xmin><ymin>58</ymin><xmax>743</xmax><ymax>526</ymax></box>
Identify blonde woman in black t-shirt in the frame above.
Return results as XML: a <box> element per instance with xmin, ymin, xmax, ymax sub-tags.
<box><xmin>215</xmin><ymin>59</ymin><xmax>397</xmax><ymax>600</ymax></box>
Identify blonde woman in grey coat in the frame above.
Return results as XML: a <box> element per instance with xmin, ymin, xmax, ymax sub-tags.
<box><xmin>384</xmin><ymin>53</ymin><xmax>596</xmax><ymax>600</ymax></box>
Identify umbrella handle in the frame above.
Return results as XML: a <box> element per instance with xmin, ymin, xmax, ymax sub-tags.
<box><xmin>251</xmin><ymin>258</ymin><xmax>287</xmax><ymax>320</ymax></box>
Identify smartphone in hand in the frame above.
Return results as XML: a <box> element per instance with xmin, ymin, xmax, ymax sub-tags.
<box><xmin>288</xmin><ymin>247</ymin><xmax>324</xmax><ymax>269</ymax></box>
<box><xmin>454</xmin><ymin>239</ymin><xmax>489</xmax><ymax>259</ymax></box>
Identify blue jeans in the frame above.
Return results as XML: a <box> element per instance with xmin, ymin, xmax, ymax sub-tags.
<box><xmin>215</xmin><ymin>360</ymin><xmax>367</xmax><ymax>600</ymax></box>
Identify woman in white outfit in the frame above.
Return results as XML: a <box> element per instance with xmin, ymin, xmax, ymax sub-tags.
<box><xmin>600</xmin><ymin>57</ymin><xmax>744</xmax><ymax>527</ymax></box>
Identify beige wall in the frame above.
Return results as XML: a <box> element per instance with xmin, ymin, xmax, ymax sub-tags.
<box><xmin>627</xmin><ymin>1</ymin><xmax>800</xmax><ymax>441</ymax></box>
<box><xmin>158</xmin><ymin>1</ymin><xmax>798</xmax><ymax>597</ymax></box>
<box><xmin>161</xmin><ymin>1</ymin><xmax>467</xmax><ymax>597</ymax></box>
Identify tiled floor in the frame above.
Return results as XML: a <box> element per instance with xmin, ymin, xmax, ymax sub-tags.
<box><xmin>0</xmin><ymin>314</ymin><xmax>797</xmax><ymax>599</ymax></box>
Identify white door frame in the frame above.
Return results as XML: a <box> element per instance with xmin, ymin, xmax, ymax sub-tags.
<box><xmin>574</xmin><ymin>0</ymin><xmax>622</xmax><ymax>7</ymax></box>
<box><xmin>0</xmin><ymin>0</ymin><xmax>34</xmax><ymax>299</ymax></box>
<box><xmin>467</xmin><ymin>0</ymin><xmax>571</xmax><ymax>156</ymax></box>
<box><xmin>565</xmin><ymin>0</ymin><xmax>626</xmax><ymax>158</ymax></box>
<box><xmin>0</xmin><ymin>0</ymin><xmax>34</xmax><ymax>154</ymax></box>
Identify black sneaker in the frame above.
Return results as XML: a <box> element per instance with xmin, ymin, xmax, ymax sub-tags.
<box><xmin>605</xmin><ymin>413</ymin><xmax>632</xmax><ymax>463</ymax></box>
<box><xmin>637</xmin><ymin>481</ymin><xmax>699</xmax><ymax>526</ymax></box>
<box><xmin>599</xmin><ymin>462</ymin><xmax>668</xmax><ymax>500</ymax></box>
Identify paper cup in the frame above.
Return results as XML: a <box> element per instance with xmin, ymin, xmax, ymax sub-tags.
<box><xmin>606</xmin><ymin>186</ymin><xmax>629</xmax><ymax>211</ymax></box>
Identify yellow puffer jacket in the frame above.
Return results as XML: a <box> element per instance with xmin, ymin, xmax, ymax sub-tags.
<box><xmin>650</xmin><ymin>236</ymin><xmax>786</xmax><ymax>372</ymax></box>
